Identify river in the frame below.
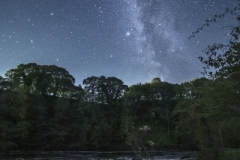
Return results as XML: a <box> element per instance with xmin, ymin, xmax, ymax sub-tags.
<box><xmin>0</xmin><ymin>151</ymin><xmax>195</xmax><ymax>160</ymax></box>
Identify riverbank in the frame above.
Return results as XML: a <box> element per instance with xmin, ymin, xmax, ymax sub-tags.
<box><xmin>0</xmin><ymin>150</ymin><xmax>196</xmax><ymax>160</ymax></box>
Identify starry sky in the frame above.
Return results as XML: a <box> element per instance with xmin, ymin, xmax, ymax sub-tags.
<box><xmin>0</xmin><ymin>0</ymin><xmax>238</xmax><ymax>86</ymax></box>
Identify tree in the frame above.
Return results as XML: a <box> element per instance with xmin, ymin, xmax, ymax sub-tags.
<box><xmin>105</xmin><ymin>77</ymin><xmax>128</xmax><ymax>105</ymax></box>
<box><xmin>83</xmin><ymin>76</ymin><xmax>100</xmax><ymax>102</ymax></box>
<box><xmin>4</xmin><ymin>63</ymin><xmax>80</xmax><ymax>98</ymax></box>
<box><xmin>151</xmin><ymin>77</ymin><xmax>161</xmax><ymax>84</ymax></box>
<box><xmin>188</xmin><ymin>4</ymin><xmax>240</xmax><ymax>159</ymax></box>
<box><xmin>0</xmin><ymin>76</ymin><xmax>12</xmax><ymax>90</ymax></box>
<box><xmin>189</xmin><ymin>5</ymin><xmax>240</xmax><ymax>39</ymax></box>
<box><xmin>197</xmin><ymin>2</ymin><xmax>240</xmax><ymax>127</ymax></box>
<box><xmin>0</xmin><ymin>88</ymin><xmax>30</xmax><ymax>150</ymax></box>
<box><xmin>172</xmin><ymin>78</ymin><xmax>211</xmax><ymax>150</ymax></box>
<box><xmin>42</xmin><ymin>65</ymin><xmax>76</xmax><ymax>97</ymax></box>
<box><xmin>78</xmin><ymin>101</ymin><xmax>115</xmax><ymax>149</ymax></box>
<box><xmin>83</xmin><ymin>76</ymin><xmax>127</xmax><ymax>105</ymax></box>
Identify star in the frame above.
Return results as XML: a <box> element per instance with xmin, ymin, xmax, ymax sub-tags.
<box><xmin>0</xmin><ymin>0</ymin><xmax>238</xmax><ymax>86</ymax></box>
<box><xmin>125</xmin><ymin>31</ymin><xmax>131</xmax><ymax>37</ymax></box>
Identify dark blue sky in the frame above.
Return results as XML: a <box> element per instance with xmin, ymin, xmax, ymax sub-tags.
<box><xmin>0</xmin><ymin>0</ymin><xmax>238</xmax><ymax>85</ymax></box>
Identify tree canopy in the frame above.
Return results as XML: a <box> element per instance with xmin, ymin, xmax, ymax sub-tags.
<box><xmin>4</xmin><ymin>63</ymin><xmax>82</xmax><ymax>99</ymax></box>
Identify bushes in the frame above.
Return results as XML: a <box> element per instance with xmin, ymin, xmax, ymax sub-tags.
<box><xmin>220</xmin><ymin>149</ymin><xmax>240</xmax><ymax>160</ymax></box>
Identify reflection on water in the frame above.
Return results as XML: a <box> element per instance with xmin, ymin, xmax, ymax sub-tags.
<box><xmin>0</xmin><ymin>151</ymin><xmax>195</xmax><ymax>160</ymax></box>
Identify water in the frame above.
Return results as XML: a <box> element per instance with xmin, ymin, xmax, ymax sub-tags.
<box><xmin>0</xmin><ymin>151</ymin><xmax>195</xmax><ymax>160</ymax></box>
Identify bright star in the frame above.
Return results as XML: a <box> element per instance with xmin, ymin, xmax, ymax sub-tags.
<box><xmin>125</xmin><ymin>31</ymin><xmax>130</xmax><ymax>37</ymax></box>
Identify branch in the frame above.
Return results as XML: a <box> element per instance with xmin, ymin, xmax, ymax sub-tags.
<box><xmin>189</xmin><ymin>5</ymin><xmax>240</xmax><ymax>39</ymax></box>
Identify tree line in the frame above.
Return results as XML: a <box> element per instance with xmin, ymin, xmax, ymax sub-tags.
<box><xmin>0</xmin><ymin>59</ymin><xmax>239</xmax><ymax>159</ymax></box>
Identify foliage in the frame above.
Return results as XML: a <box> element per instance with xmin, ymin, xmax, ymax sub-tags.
<box><xmin>185</xmin><ymin>3</ymin><xmax>240</xmax><ymax>159</ymax></box>
<box><xmin>0</xmin><ymin>59</ymin><xmax>239</xmax><ymax>158</ymax></box>
<box><xmin>220</xmin><ymin>149</ymin><xmax>240</xmax><ymax>160</ymax></box>
<box><xmin>4</xmin><ymin>63</ymin><xmax>82</xmax><ymax>98</ymax></box>
<box><xmin>83</xmin><ymin>76</ymin><xmax>127</xmax><ymax>105</ymax></box>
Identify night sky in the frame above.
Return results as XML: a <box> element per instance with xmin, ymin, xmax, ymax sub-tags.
<box><xmin>0</xmin><ymin>0</ymin><xmax>238</xmax><ymax>86</ymax></box>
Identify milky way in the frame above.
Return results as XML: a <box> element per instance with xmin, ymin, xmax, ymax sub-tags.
<box><xmin>0</xmin><ymin>0</ymin><xmax>238</xmax><ymax>85</ymax></box>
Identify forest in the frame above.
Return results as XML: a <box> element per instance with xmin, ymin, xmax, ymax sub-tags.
<box><xmin>0</xmin><ymin>57</ymin><xmax>239</xmax><ymax>160</ymax></box>
<box><xmin>0</xmin><ymin>6</ymin><xmax>240</xmax><ymax>160</ymax></box>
